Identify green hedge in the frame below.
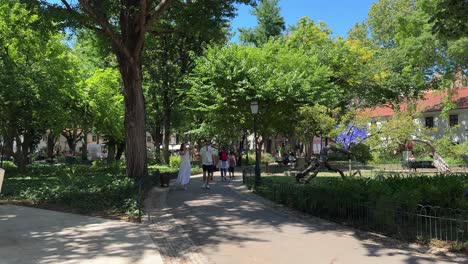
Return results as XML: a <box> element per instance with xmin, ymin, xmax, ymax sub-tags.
<box><xmin>245</xmin><ymin>173</ymin><xmax>468</xmax><ymax>244</ymax></box>
<box><xmin>1</xmin><ymin>164</ymin><xmax>148</xmax><ymax>216</ymax></box>
<box><xmin>249</xmin><ymin>174</ymin><xmax>468</xmax><ymax>211</ymax></box>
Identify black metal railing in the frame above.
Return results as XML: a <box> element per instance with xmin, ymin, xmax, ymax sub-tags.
<box><xmin>242</xmin><ymin>168</ymin><xmax>467</xmax><ymax>244</ymax></box>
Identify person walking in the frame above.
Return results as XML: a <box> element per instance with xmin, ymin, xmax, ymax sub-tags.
<box><xmin>176</xmin><ymin>143</ymin><xmax>191</xmax><ymax>190</ymax></box>
<box><xmin>228</xmin><ymin>151</ymin><xmax>236</xmax><ymax>179</ymax></box>
<box><xmin>200</xmin><ymin>139</ymin><xmax>215</xmax><ymax>189</ymax></box>
<box><xmin>218</xmin><ymin>147</ymin><xmax>228</xmax><ymax>181</ymax></box>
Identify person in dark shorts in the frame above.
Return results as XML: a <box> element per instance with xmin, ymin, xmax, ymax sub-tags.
<box><xmin>228</xmin><ymin>151</ymin><xmax>236</xmax><ymax>178</ymax></box>
<box><xmin>200</xmin><ymin>140</ymin><xmax>215</xmax><ymax>189</ymax></box>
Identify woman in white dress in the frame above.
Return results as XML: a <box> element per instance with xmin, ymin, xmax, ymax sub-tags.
<box><xmin>176</xmin><ymin>143</ymin><xmax>191</xmax><ymax>190</ymax></box>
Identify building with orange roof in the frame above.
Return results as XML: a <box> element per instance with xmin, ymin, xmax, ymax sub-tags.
<box><xmin>360</xmin><ymin>87</ymin><xmax>468</xmax><ymax>143</ymax></box>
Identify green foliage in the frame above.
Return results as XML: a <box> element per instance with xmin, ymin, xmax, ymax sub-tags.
<box><xmin>86</xmin><ymin>68</ymin><xmax>124</xmax><ymax>144</ymax></box>
<box><xmin>169</xmin><ymin>155</ymin><xmax>181</xmax><ymax>168</ymax></box>
<box><xmin>247</xmin><ymin>173</ymin><xmax>468</xmax><ymax>243</ymax></box>
<box><xmin>350</xmin><ymin>143</ymin><xmax>373</xmax><ymax>164</ymax></box>
<box><xmin>434</xmin><ymin>137</ymin><xmax>468</xmax><ymax>164</ymax></box>
<box><xmin>1</xmin><ymin>164</ymin><xmax>141</xmax><ymax>215</ymax></box>
<box><xmin>1</xmin><ymin>161</ymin><xmax>16</xmax><ymax>170</ymax></box>
<box><xmin>253</xmin><ymin>173</ymin><xmax>468</xmax><ymax>211</ymax></box>
<box><xmin>295</xmin><ymin>105</ymin><xmax>338</xmax><ymax>140</ymax></box>
<box><xmin>239</xmin><ymin>0</ymin><xmax>285</xmax><ymax>46</ymax></box>
<box><xmin>261</xmin><ymin>152</ymin><xmax>276</xmax><ymax>163</ymax></box>
<box><xmin>0</xmin><ymin>0</ymin><xmax>79</xmax><ymax>168</ymax></box>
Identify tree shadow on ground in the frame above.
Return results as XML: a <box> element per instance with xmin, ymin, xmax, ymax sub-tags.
<box><xmin>153</xmin><ymin>175</ymin><xmax>465</xmax><ymax>264</ymax></box>
<box><xmin>0</xmin><ymin>205</ymin><xmax>161</xmax><ymax>264</ymax></box>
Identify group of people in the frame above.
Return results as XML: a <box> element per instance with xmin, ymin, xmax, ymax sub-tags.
<box><xmin>176</xmin><ymin>139</ymin><xmax>237</xmax><ymax>190</ymax></box>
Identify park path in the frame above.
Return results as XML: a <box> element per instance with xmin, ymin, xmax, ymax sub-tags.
<box><xmin>146</xmin><ymin>173</ymin><xmax>466</xmax><ymax>264</ymax></box>
<box><xmin>0</xmin><ymin>204</ymin><xmax>163</xmax><ymax>264</ymax></box>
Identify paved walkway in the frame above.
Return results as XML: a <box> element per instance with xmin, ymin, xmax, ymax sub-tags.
<box><xmin>0</xmin><ymin>204</ymin><xmax>163</xmax><ymax>264</ymax></box>
<box><xmin>146</xmin><ymin>173</ymin><xmax>466</xmax><ymax>264</ymax></box>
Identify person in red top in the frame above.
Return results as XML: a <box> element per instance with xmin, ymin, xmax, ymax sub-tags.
<box><xmin>218</xmin><ymin>147</ymin><xmax>228</xmax><ymax>181</ymax></box>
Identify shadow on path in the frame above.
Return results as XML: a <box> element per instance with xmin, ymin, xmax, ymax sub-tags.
<box><xmin>158</xmin><ymin>174</ymin><xmax>466</xmax><ymax>264</ymax></box>
<box><xmin>0</xmin><ymin>205</ymin><xmax>161</xmax><ymax>264</ymax></box>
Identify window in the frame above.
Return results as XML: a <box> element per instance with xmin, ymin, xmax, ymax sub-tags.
<box><xmin>425</xmin><ymin>117</ymin><xmax>434</xmax><ymax>128</ymax></box>
<box><xmin>147</xmin><ymin>136</ymin><xmax>152</xmax><ymax>142</ymax></box>
<box><xmin>449</xmin><ymin>115</ymin><xmax>458</xmax><ymax>127</ymax></box>
<box><xmin>92</xmin><ymin>135</ymin><xmax>97</xmax><ymax>142</ymax></box>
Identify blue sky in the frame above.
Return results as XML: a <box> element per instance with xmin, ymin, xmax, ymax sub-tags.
<box><xmin>230</xmin><ymin>0</ymin><xmax>377</xmax><ymax>41</ymax></box>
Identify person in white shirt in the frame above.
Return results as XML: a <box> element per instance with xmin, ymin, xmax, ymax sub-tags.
<box><xmin>199</xmin><ymin>140</ymin><xmax>216</xmax><ymax>189</ymax></box>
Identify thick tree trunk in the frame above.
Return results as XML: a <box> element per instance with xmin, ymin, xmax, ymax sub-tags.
<box><xmin>265</xmin><ymin>135</ymin><xmax>272</xmax><ymax>153</ymax></box>
<box><xmin>13</xmin><ymin>133</ymin><xmax>32</xmax><ymax>171</ymax></box>
<box><xmin>115</xmin><ymin>142</ymin><xmax>125</xmax><ymax>160</ymax></box>
<box><xmin>47</xmin><ymin>133</ymin><xmax>56</xmax><ymax>160</ymax></box>
<box><xmin>81</xmin><ymin>132</ymin><xmax>88</xmax><ymax>161</ymax></box>
<box><xmin>107</xmin><ymin>138</ymin><xmax>116</xmax><ymax>163</ymax></box>
<box><xmin>3</xmin><ymin>126</ymin><xmax>15</xmax><ymax>158</ymax></box>
<box><xmin>117</xmin><ymin>54</ymin><xmax>148</xmax><ymax>179</ymax></box>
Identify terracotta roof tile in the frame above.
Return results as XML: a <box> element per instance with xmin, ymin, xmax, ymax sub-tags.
<box><xmin>359</xmin><ymin>87</ymin><xmax>468</xmax><ymax>118</ymax></box>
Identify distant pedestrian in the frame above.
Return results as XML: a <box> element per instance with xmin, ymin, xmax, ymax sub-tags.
<box><xmin>228</xmin><ymin>151</ymin><xmax>236</xmax><ymax>179</ymax></box>
<box><xmin>219</xmin><ymin>147</ymin><xmax>228</xmax><ymax>181</ymax></box>
<box><xmin>408</xmin><ymin>152</ymin><xmax>416</xmax><ymax>172</ymax></box>
<box><xmin>200</xmin><ymin>139</ymin><xmax>216</xmax><ymax>189</ymax></box>
<box><xmin>176</xmin><ymin>143</ymin><xmax>191</xmax><ymax>190</ymax></box>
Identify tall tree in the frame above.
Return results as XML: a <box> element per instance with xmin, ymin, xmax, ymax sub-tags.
<box><xmin>51</xmin><ymin>0</ymin><xmax>174</xmax><ymax>179</ymax></box>
<box><xmin>143</xmin><ymin>0</ymin><xmax>256</xmax><ymax>164</ymax></box>
<box><xmin>51</xmin><ymin>0</ymin><xmax>256</xmax><ymax>177</ymax></box>
<box><xmin>86</xmin><ymin>68</ymin><xmax>125</xmax><ymax>162</ymax></box>
<box><xmin>0</xmin><ymin>0</ymin><xmax>77</xmax><ymax>169</ymax></box>
<box><xmin>239</xmin><ymin>0</ymin><xmax>285</xmax><ymax>46</ymax></box>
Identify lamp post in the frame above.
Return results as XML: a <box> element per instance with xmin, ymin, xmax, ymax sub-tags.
<box><xmin>250</xmin><ymin>101</ymin><xmax>261</xmax><ymax>187</ymax></box>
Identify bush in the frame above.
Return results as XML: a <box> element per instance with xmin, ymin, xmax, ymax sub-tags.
<box><xmin>241</xmin><ymin>152</ymin><xmax>256</xmax><ymax>165</ymax></box>
<box><xmin>261</xmin><ymin>153</ymin><xmax>276</xmax><ymax>164</ymax></box>
<box><xmin>1</xmin><ymin>161</ymin><xmax>16</xmax><ymax>169</ymax></box>
<box><xmin>350</xmin><ymin>143</ymin><xmax>373</xmax><ymax>164</ymax></box>
<box><xmin>247</xmin><ymin>173</ymin><xmax>468</xmax><ymax>246</ymax></box>
<box><xmin>169</xmin><ymin>155</ymin><xmax>181</xmax><ymax>168</ymax></box>
<box><xmin>1</xmin><ymin>164</ymin><xmax>143</xmax><ymax>216</ymax></box>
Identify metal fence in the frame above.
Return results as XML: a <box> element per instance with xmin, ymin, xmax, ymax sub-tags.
<box><xmin>242</xmin><ymin>167</ymin><xmax>468</xmax><ymax>244</ymax></box>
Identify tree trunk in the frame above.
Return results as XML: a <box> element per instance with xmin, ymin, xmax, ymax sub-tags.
<box><xmin>3</xmin><ymin>126</ymin><xmax>15</xmax><ymax>158</ymax></box>
<box><xmin>117</xmin><ymin>53</ymin><xmax>148</xmax><ymax>179</ymax></box>
<box><xmin>13</xmin><ymin>133</ymin><xmax>32</xmax><ymax>171</ymax></box>
<box><xmin>161</xmin><ymin>87</ymin><xmax>172</xmax><ymax>165</ymax></box>
<box><xmin>151</xmin><ymin>124</ymin><xmax>162</xmax><ymax>163</ymax></box>
<box><xmin>81</xmin><ymin>132</ymin><xmax>88</xmax><ymax>161</ymax></box>
<box><xmin>238</xmin><ymin>132</ymin><xmax>246</xmax><ymax>166</ymax></box>
<box><xmin>47</xmin><ymin>133</ymin><xmax>56</xmax><ymax>161</ymax></box>
<box><xmin>265</xmin><ymin>136</ymin><xmax>272</xmax><ymax>153</ymax></box>
<box><xmin>115</xmin><ymin>142</ymin><xmax>125</xmax><ymax>160</ymax></box>
<box><xmin>306</xmin><ymin>137</ymin><xmax>314</xmax><ymax>161</ymax></box>
<box><xmin>107</xmin><ymin>138</ymin><xmax>116</xmax><ymax>163</ymax></box>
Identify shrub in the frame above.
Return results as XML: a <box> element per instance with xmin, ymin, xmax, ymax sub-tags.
<box><xmin>261</xmin><ymin>153</ymin><xmax>276</xmax><ymax>163</ymax></box>
<box><xmin>1</xmin><ymin>164</ymin><xmax>145</xmax><ymax>216</ymax></box>
<box><xmin>169</xmin><ymin>155</ymin><xmax>181</xmax><ymax>168</ymax></box>
<box><xmin>350</xmin><ymin>143</ymin><xmax>373</xmax><ymax>164</ymax></box>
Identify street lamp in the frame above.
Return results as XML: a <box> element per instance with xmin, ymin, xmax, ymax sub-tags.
<box><xmin>250</xmin><ymin>101</ymin><xmax>261</xmax><ymax>187</ymax></box>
